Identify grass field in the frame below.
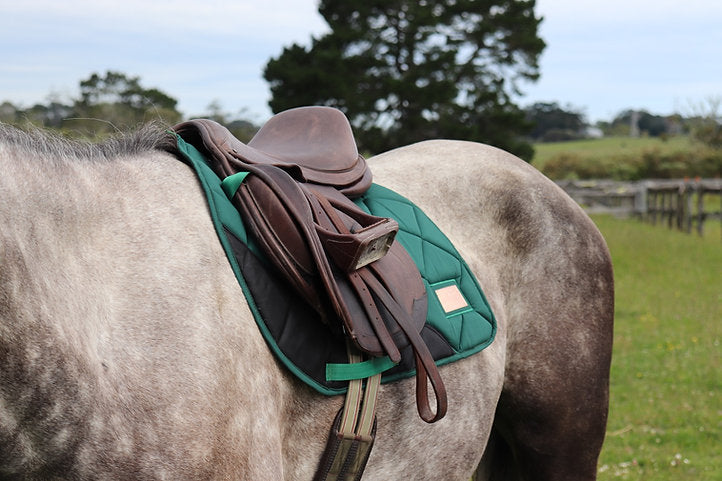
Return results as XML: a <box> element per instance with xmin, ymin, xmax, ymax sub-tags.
<box><xmin>531</xmin><ymin>136</ymin><xmax>695</xmax><ymax>170</ymax></box>
<box><xmin>591</xmin><ymin>215</ymin><xmax>721</xmax><ymax>480</ymax></box>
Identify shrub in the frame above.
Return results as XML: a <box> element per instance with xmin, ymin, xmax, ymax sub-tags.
<box><xmin>541</xmin><ymin>147</ymin><xmax>722</xmax><ymax>180</ymax></box>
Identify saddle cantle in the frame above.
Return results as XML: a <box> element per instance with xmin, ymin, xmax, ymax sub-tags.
<box><xmin>173</xmin><ymin>107</ymin><xmax>447</xmax><ymax>427</ymax></box>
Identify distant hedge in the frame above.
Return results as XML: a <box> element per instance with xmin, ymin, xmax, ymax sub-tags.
<box><xmin>541</xmin><ymin>147</ymin><xmax>722</xmax><ymax>180</ymax></box>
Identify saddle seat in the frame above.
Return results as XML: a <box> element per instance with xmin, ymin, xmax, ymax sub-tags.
<box><xmin>176</xmin><ymin>106</ymin><xmax>371</xmax><ymax>196</ymax></box>
<box><xmin>173</xmin><ymin>107</ymin><xmax>446</xmax><ymax>425</ymax></box>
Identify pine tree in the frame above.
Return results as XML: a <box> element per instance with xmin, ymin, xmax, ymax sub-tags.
<box><xmin>265</xmin><ymin>0</ymin><xmax>545</xmax><ymax>158</ymax></box>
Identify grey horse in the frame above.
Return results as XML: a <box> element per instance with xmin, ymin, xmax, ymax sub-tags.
<box><xmin>0</xmin><ymin>123</ymin><xmax>613</xmax><ymax>480</ymax></box>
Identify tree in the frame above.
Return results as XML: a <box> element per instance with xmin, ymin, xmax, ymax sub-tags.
<box><xmin>196</xmin><ymin>101</ymin><xmax>259</xmax><ymax>142</ymax></box>
<box><xmin>525</xmin><ymin>102</ymin><xmax>586</xmax><ymax>141</ymax></box>
<box><xmin>23</xmin><ymin>102</ymin><xmax>74</xmax><ymax>129</ymax></box>
<box><xmin>265</xmin><ymin>0</ymin><xmax>545</xmax><ymax>158</ymax></box>
<box><xmin>0</xmin><ymin>101</ymin><xmax>19</xmax><ymax>124</ymax></box>
<box><xmin>610</xmin><ymin>110</ymin><xmax>668</xmax><ymax>138</ymax></box>
<box><xmin>686</xmin><ymin>96</ymin><xmax>722</xmax><ymax>148</ymax></box>
<box><xmin>71</xmin><ymin>71</ymin><xmax>181</xmax><ymax>136</ymax></box>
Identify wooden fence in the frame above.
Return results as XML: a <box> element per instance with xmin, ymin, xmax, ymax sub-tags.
<box><xmin>556</xmin><ymin>178</ymin><xmax>722</xmax><ymax>238</ymax></box>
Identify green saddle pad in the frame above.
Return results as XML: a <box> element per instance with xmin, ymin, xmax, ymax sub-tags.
<box><xmin>176</xmin><ymin>135</ymin><xmax>496</xmax><ymax>395</ymax></box>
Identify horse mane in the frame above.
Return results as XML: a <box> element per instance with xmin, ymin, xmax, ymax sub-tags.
<box><xmin>0</xmin><ymin>121</ymin><xmax>178</xmax><ymax>162</ymax></box>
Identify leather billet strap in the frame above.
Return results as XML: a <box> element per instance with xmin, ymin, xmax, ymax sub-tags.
<box><xmin>314</xmin><ymin>343</ymin><xmax>380</xmax><ymax>481</ymax></box>
<box><xmin>360</xmin><ymin>268</ymin><xmax>448</xmax><ymax>423</ymax></box>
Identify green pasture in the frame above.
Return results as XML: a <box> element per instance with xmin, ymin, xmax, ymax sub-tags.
<box><xmin>591</xmin><ymin>215</ymin><xmax>721</xmax><ymax>480</ymax></box>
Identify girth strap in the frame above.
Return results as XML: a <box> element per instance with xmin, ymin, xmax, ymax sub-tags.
<box><xmin>314</xmin><ymin>343</ymin><xmax>380</xmax><ymax>481</ymax></box>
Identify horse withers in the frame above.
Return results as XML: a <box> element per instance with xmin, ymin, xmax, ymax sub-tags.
<box><xmin>0</xmin><ymin>123</ymin><xmax>613</xmax><ymax>480</ymax></box>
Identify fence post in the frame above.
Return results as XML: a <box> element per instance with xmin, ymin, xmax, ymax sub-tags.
<box><xmin>684</xmin><ymin>184</ymin><xmax>695</xmax><ymax>234</ymax></box>
<box><xmin>648</xmin><ymin>188</ymin><xmax>657</xmax><ymax>224</ymax></box>
<box><xmin>676</xmin><ymin>183</ymin><xmax>683</xmax><ymax>230</ymax></box>
<box><xmin>684</xmin><ymin>182</ymin><xmax>694</xmax><ymax>233</ymax></box>
<box><xmin>636</xmin><ymin>182</ymin><xmax>648</xmax><ymax>218</ymax></box>
<box><xmin>696</xmin><ymin>187</ymin><xmax>705</xmax><ymax>236</ymax></box>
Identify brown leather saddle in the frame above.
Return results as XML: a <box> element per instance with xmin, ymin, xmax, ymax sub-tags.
<box><xmin>173</xmin><ymin>107</ymin><xmax>446</xmax><ymax>424</ymax></box>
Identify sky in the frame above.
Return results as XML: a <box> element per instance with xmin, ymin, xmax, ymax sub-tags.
<box><xmin>1</xmin><ymin>0</ymin><xmax>720</xmax><ymax>124</ymax></box>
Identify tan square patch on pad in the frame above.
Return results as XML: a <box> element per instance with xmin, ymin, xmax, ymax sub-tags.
<box><xmin>434</xmin><ymin>284</ymin><xmax>469</xmax><ymax>313</ymax></box>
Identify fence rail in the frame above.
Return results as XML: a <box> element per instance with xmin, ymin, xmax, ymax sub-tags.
<box><xmin>556</xmin><ymin>178</ymin><xmax>722</xmax><ymax>238</ymax></box>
